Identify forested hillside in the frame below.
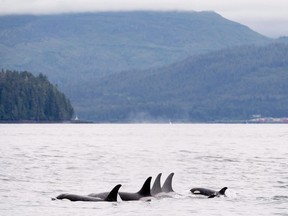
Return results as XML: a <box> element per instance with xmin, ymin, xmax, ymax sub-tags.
<box><xmin>0</xmin><ymin>11</ymin><xmax>269</xmax><ymax>88</ymax></box>
<box><xmin>0</xmin><ymin>70</ymin><xmax>74</xmax><ymax>121</ymax></box>
<box><xmin>81</xmin><ymin>43</ymin><xmax>288</xmax><ymax>122</ymax></box>
<box><xmin>0</xmin><ymin>12</ymin><xmax>281</xmax><ymax>121</ymax></box>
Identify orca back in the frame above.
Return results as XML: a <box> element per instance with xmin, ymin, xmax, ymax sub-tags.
<box><xmin>117</xmin><ymin>176</ymin><xmax>152</xmax><ymax>201</ymax></box>
<box><xmin>151</xmin><ymin>173</ymin><xmax>162</xmax><ymax>196</ymax></box>
<box><xmin>88</xmin><ymin>192</ymin><xmax>108</xmax><ymax>199</ymax></box>
<box><xmin>138</xmin><ymin>176</ymin><xmax>152</xmax><ymax>197</ymax></box>
<box><xmin>56</xmin><ymin>193</ymin><xmax>105</xmax><ymax>202</ymax></box>
<box><xmin>218</xmin><ymin>187</ymin><xmax>228</xmax><ymax>196</ymax></box>
<box><xmin>191</xmin><ymin>187</ymin><xmax>228</xmax><ymax>198</ymax></box>
<box><xmin>190</xmin><ymin>188</ymin><xmax>215</xmax><ymax>196</ymax></box>
<box><xmin>105</xmin><ymin>184</ymin><xmax>122</xmax><ymax>201</ymax></box>
<box><xmin>89</xmin><ymin>177</ymin><xmax>152</xmax><ymax>201</ymax></box>
<box><xmin>162</xmin><ymin>173</ymin><xmax>175</xmax><ymax>193</ymax></box>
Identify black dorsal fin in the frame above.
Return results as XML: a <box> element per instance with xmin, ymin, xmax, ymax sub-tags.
<box><xmin>138</xmin><ymin>176</ymin><xmax>152</xmax><ymax>196</ymax></box>
<box><xmin>218</xmin><ymin>187</ymin><xmax>228</xmax><ymax>195</ymax></box>
<box><xmin>105</xmin><ymin>184</ymin><xmax>122</xmax><ymax>201</ymax></box>
<box><xmin>162</xmin><ymin>173</ymin><xmax>174</xmax><ymax>193</ymax></box>
<box><xmin>151</xmin><ymin>173</ymin><xmax>162</xmax><ymax>196</ymax></box>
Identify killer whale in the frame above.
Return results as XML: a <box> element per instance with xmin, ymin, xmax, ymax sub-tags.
<box><xmin>55</xmin><ymin>184</ymin><xmax>121</xmax><ymax>202</ymax></box>
<box><xmin>162</xmin><ymin>172</ymin><xmax>175</xmax><ymax>193</ymax></box>
<box><xmin>190</xmin><ymin>187</ymin><xmax>228</xmax><ymax>198</ymax></box>
<box><xmin>88</xmin><ymin>176</ymin><xmax>152</xmax><ymax>201</ymax></box>
<box><xmin>151</xmin><ymin>173</ymin><xmax>162</xmax><ymax>196</ymax></box>
<box><xmin>151</xmin><ymin>173</ymin><xmax>175</xmax><ymax>198</ymax></box>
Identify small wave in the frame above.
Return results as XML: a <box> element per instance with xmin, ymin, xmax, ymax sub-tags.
<box><xmin>179</xmin><ymin>150</ymin><xmax>193</xmax><ymax>154</ymax></box>
<box><xmin>274</xmin><ymin>181</ymin><xmax>288</xmax><ymax>188</ymax></box>
<box><xmin>66</xmin><ymin>166</ymin><xmax>79</xmax><ymax>170</ymax></box>
<box><xmin>194</xmin><ymin>155</ymin><xmax>239</xmax><ymax>163</ymax></box>
<box><xmin>274</xmin><ymin>185</ymin><xmax>288</xmax><ymax>189</ymax></box>
<box><xmin>272</xmin><ymin>195</ymin><xmax>288</xmax><ymax>201</ymax></box>
<box><xmin>222</xmin><ymin>158</ymin><xmax>240</xmax><ymax>163</ymax></box>
<box><xmin>0</xmin><ymin>177</ymin><xmax>12</xmax><ymax>181</ymax></box>
<box><xmin>0</xmin><ymin>177</ymin><xmax>30</xmax><ymax>183</ymax></box>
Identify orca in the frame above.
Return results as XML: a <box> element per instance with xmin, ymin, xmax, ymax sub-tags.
<box><xmin>161</xmin><ymin>172</ymin><xmax>175</xmax><ymax>193</ymax></box>
<box><xmin>55</xmin><ymin>184</ymin><xmax>121</xmax><ymax>202</ymax></box>
<box><xmin>190</xmin><ymin>187</ymin><xmax>228</xmax><ymax>198</ymax></box>
<box><xmin>151</xmin><ymin>173</ymin><xmax>162</xmax><ymax>196</ymax></box>
<box><xmin>151</xmin><ymin>173</ymin><xmax>175</xmax><ymax>198</ymax></box>
<box><xmin>88</xmin><ymin>176</ymin><xmax>152</xmax><ymax>201</ymax></box>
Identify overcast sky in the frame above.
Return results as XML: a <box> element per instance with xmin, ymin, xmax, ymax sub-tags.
<box><xmin>0</xmin><ymin>0</ymin><xmax>287</xmax><ymax>37</ymax></box>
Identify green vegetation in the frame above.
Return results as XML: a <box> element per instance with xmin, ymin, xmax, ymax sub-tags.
<box><xmin>0</xmin><ymin>70</ymin><xmax>74</xmax><ymax>121</ymax></box>
<box><xmin>1</xmin><ymin>12</ymin><xmax>285</xmax><ymax>122</ymax></box>
<box><xmin>0</xmin><ymin>11</ymin><xmax>270</xmax><ymax>94</ymax></box>
<box><xmin>80</xmin><ymin>43</ymin><xmax>288</xmax><ymax>122</ymax></box>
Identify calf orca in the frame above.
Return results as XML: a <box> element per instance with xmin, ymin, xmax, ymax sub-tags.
<box><xmin>190</xmin><ymin>187</ymin><xmax>228</xmax><ymax>198</ymax></box>
<box><xmin>88</xmin><ymin>176</ymin><xmax>152</xmax><ymax>201</ymax></box>
<box><xmin>55</xmin><ymin>184</ymin><xmax>121</xmax><ymax>202</ymax></box>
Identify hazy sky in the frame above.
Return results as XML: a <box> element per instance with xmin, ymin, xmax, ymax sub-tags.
<box><xmin>0</xmin><ymin>0</ymin><xmax>287</xmax><ymax>37</ymax></box>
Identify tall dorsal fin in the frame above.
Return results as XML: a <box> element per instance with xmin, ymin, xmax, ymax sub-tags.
<box><xmin>151</xmin><ymin>173</ymin><xmax>162</xmax><ymax>196</ymax></box>
<box><xmin>105</xmin><ymin>184</ymin><xmax>122</xmax><ymax>201</ymax></box>
<box><xmin>162</xmin><ymin>173</ymin><xmax>174</xmax><ymax>193</ymax></box>
<box><xmin>138</xmin><ymin>176</ymin><xmax>152</xmax><ymax>196</ymax></box>
<box><xmin>218</xmin><ymin>187</ymin><xmax>228</xmax><ymax>195</ymax></box>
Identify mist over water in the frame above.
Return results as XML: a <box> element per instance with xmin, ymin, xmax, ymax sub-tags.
<box><xmin>0</xmin><ymin>124</ymin><xmax>287</xmax><ymax>215</ymax></box>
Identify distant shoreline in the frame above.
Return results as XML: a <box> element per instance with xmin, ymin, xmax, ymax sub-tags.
<box><xmin>0</xmin><ymin>120</ymin><xmax>94</xmax><ymax>124</ymax></box>
<box><xmin>1</xmin><ymin>120</ymin><xmax>287</xmax><ymax>124</ymax></box>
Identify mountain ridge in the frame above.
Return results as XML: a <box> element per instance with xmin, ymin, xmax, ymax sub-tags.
<box><xmin>0</xmin><ymin>11</ymin><xmax>270</xmax><ymax>81</ymax></box>
<box><xmin>82</xmin><ymin>43</ymin><xmax>288</xmax><ymax>122</ymax></box>
<box><xmin>0</xmin><ymin>11</ymin><xmax>279</xmax><ymax>121</ymax></box>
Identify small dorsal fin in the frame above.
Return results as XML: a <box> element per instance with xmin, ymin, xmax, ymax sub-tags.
<box><xmin>138</xmin><ymin>176</ymin><xmax>152</xmax><ymax>196</ymax></box>
<box><xmin>218</xmin><ymin>187</ymin><xmax>228</xmax><ymax>195</ymax></box>
<box><xmin>151</xmin><ymin>173</ymin><xmax>162</xmax><ymax>196</ymax></box>
<box><xmin>162</xmin><ymin>173</ymin><xmax>174</xmax><ymax>193</ymax></box>
<box><xmin>105</xmin><ymin>184</ymin><xmax>122</xmax><ymax>201</ymax></box>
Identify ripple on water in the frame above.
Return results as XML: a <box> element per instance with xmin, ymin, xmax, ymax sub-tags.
<box><xmin>1</xmin><ymin>124</ymin><xmax>288</xmax><ymax>216</ymax></box>
<box><xmin>272</xmin><ymin>195</ymin><xmax>288</xmax><ymax>201</ymax></box>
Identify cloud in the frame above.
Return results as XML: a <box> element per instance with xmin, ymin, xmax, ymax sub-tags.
<box><xmin>0</xmin><ymin>0</ymin><xmax>287</xmax><ymax>37</ymax></box>
<box><xmin>0</xmin><ymin>0</ymin><xmax>287</xmax><ymax>15</ymax></box>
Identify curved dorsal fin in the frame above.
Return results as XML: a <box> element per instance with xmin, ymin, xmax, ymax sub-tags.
<box><xmin>162</xmin><ymin>172</ymin><xmax>174</xmax><ymax>193</ymax></box>
<box><xmin>218</xmin><ymin>187</ymin><xmax>228</xmax><ymax>195</ymax></box>
<box><xmin>138</xmin><ymin>176</ymin><xmax>152</xmax><ymax>196</ymax></box>
<box><xmin>105</xmin><ymin>184</ymin><xmax>122</xmax><ymax>201</ymax></box>
<box><xmin>151</xmin><ymin>173</ymin><xmax>162</xmax><ymax>196</ymax></box>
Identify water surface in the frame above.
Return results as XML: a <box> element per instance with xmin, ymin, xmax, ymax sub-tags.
<box><xmin>0</xmin><ymin>124</ymin><xmax>287</xmax><ymax>215</ymax></box>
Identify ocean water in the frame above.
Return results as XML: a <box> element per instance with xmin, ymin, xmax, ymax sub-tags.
<box><xmin>0</xmin><ymin>124</ymin><xmax>287</xmax><ymax>216</ymax></box>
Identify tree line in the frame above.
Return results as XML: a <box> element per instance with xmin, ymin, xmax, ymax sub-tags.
<box><xmin>0</xmin><ymin>70</ymin><xmax>74</xmax><ymax>122</ymax></box>
<box><xmin>78</xmin><ymin>43</ymin><xmax>288</xmax><ymax>122</ymax></box>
